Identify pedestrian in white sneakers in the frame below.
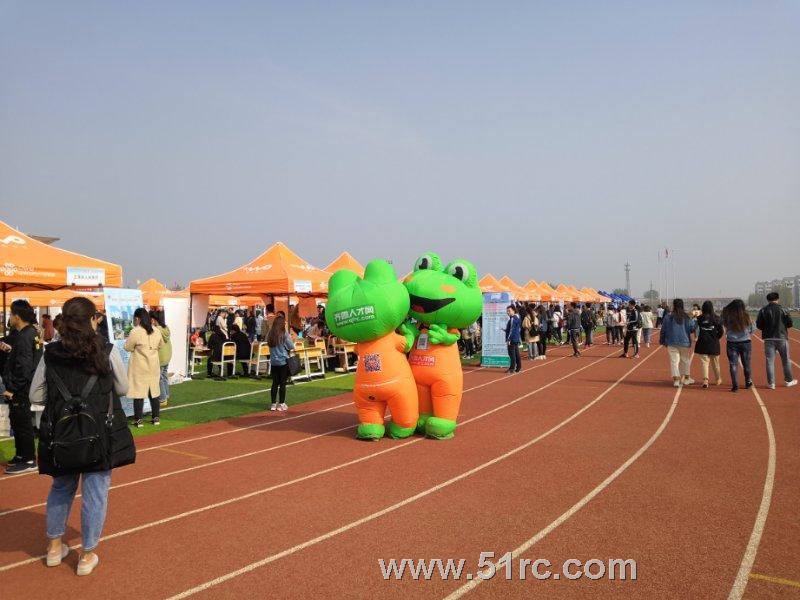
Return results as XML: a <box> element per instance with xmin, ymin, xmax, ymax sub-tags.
<box><xmin>756</xmin><ymin>292</ymin><xmax>797</xmax><ymax>390</ymax></box>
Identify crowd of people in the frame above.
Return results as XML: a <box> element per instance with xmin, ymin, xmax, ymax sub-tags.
<box><xmin>0</xmin><ymin>290</ymin><xmax>795</xmax><ymax>578</ymax></box>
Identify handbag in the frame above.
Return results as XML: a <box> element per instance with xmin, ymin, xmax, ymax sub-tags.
<box><xmin>287</xmin><ymin>353</ymin><xmax>302</xmax><ymax>376</ymax></box>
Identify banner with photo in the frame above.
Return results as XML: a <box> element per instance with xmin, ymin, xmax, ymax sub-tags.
<box><xmin>480</xmin><ymin>291</ymin><xmax>513</xmax><ymax>368</ymax></box>
<box><xmin>103</xmin><ymin>287</ymin><xmax>145</xmax><ymax>417</ymax></box>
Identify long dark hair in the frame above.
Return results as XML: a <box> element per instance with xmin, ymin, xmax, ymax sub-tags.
<box><xmin>672</xmin><ymin>298</ymin><xmax>688</xmax><ymax>324</ymax></box>
<box><xmin>267</xmin><ymin>315</ymin><xmax>287</xmax><ymax>348</ymax></box>
<box><xmin>58</xmin><ymin>297</ymin><xmax>111</xmax><ymax>375</ymax></box>
<box><xmin>134</xmin><ymin>307</ymin><xmax>153</xmax><ymax>334</ymax></box>
<box><xmin>722</xmin><ymin>299</ymin><xmax>750</xmax><ymax>332</ymax></box>
<box><xmin>149</xmin><ymin>310</ymin><xmax>166</xmax><ymax>328</ymax></box>
<box><xmin>701</xmin><ymin>300</ymin><xmax>716</xmax><ymax>322</ymax></box>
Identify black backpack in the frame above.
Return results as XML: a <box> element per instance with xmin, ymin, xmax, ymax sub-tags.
<box><xmin>46</xmin><ymin>369</ymin><xmax>113</xmax><ymax>471</ymax></box>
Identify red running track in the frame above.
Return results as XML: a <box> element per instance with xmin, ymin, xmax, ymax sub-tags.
<box><xmin>0</xmin><ymin>334</ymin><xmax>797</xmax><ymax>599</ymax></box>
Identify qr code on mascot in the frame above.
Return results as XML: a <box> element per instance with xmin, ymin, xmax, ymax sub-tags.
<box><xmin>364</xmin><ymin>354</ymin><xmax>382</xmax><ymax>373</ymax></box>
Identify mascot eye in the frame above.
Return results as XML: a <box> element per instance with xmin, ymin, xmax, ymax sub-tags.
<box><xmin>447</xmin><ymin>262</ymin><xmax>471</xmax><ymax>283</ymax></box>
<box><xmin>415</xmin><ymin>254</ymin><xmax>436</xmax><ymax>271</ymax></box>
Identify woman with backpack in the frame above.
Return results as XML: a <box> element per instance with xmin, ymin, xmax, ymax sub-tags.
<box><xmin>695</xmin><ymin>300</ymin><xmax>724</xmax><ymax>389</ymax></box>
<box><xmin>124</xmin><ymin>308</ymin><xmax>163</xmax><ymax>427</ymax></box>
<box><xmin>267</xmin><ymin>314</ymin><xmax>295</xmax><ymax>411</ymax></box>
<box><xmin>29</xmin><ymin>297</ymin><xmax>135</xmax><ymax>576</ymax></box>
<box><xmin>150</xmin><ymin>311</ymin><xmax>172</xmax><ymax>407</ymax></box>
<box><xmin>722</xmin><ymin>299</ymin><xmax>756</xmax><ymax>393</ymax></box>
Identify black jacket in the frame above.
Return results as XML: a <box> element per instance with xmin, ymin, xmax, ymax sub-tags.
<box><xmin>2</xmin><ymin>324</ymin><xmax>41</xmax><ymax>401</ymax></box>
<box><xmin>695</xmin><ymin>314</ymin><xmax>723</xmax><ymax>356</ymax></box>
<box><xmin>756</xmin><ymin>303</ymin><xmax>793</xmax><ymax>340</ymax></box>
<box><xmin>38</xmin><ymin>342</ymin><xmax>136</xmax><ymax>477</ymax></box>
<box><xmin>231</xmin><ymin>331</ymin><xmax>251</xmax><ymax>360</ymax></box>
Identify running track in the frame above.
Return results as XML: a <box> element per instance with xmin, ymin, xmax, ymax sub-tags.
<box><xmin>0</xmin><ymin>334</ymin><xmax>797</xmax><ymax>599</ymax></box>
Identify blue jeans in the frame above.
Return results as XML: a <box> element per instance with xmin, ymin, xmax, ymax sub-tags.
<box><xmin>726</xmin><ymin>340</ymin><xmax>752</xmax><ymax>387</ymax></box>
<box><xmin>46</xmin><ymin>471</ymin><xmax>111</xmax><ymax>551</ymax></box>
<box><xmin>643</xmin><ymin>328</ymin><xmax>652</xmax><ymax>344</ymax></box>
<box><xmin>764</xmin><ymin>339</ymin><xmax>794</xmax><ymax>385</ymax></box>
<box><xmin>159</xmin><ymin>365</ymin><xmax>170</xmax><ymax>400</ymax></box>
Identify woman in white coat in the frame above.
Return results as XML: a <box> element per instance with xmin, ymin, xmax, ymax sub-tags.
<box><xmin>124</xmin><ymin>308</ymin><xmax>163</xmax><ymax>428</ymax></box>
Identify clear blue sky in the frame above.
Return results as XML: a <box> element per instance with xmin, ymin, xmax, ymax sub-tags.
<box><xmin>1</xmin><ymin>1</ymin><xmax>798</xmax><ymax>297</ymax></box>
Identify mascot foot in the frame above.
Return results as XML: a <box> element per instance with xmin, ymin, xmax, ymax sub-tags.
<box><xmin>387</xmin><ymin>420</ymin><xmax>416</xmax><ymax>439</ymax></box>
<box><xmin>425</xmin><ymin>417</ymin><xmax>457</xmax><ymax>440</ymax></box>
<box><xmin>356</xmin><ymin>423</ymin><xmax>385</xmax><ymax>440</ymax></box>
<box><xmin>415</xmin><ymin>413</ymin><xmax>432</xmax><ymax>435</ymax></box>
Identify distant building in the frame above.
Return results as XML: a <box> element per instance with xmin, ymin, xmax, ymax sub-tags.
<box><xmin>754</xmin><ymin>276</ymin><xmax>799</xmax><ymax>307</ymax></box>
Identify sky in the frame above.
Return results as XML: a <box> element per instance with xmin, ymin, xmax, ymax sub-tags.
<box><xmin>1</xmin><ymin>1</ymin><xmax>798</xmax><ymax>298</ymax></box>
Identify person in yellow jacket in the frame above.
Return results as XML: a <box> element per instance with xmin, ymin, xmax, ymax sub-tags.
<box><xmin>151</xmin><ymin>310</ymin><xmax>173</xmax><ymax>407</ymax></box>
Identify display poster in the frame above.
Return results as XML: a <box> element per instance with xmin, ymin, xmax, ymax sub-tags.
<box><xmin>480</xmin><ymin>291</ymin><xmax>514</xmax><ymax>368</ymax></box>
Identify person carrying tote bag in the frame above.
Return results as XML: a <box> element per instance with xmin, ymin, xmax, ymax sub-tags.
<box><xmin>30</xmin><ymin>297</ymin><xmax>135</xmax><ymax>577</ymax></box>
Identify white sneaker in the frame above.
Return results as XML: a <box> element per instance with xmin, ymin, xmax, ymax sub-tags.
<box><xmin>683</xmin><ymin>378</ymin><xmax>695</xmax><ymax>385</ymax></box>
<box><xmin>46</xmin><ymin>544</ymin><xmax>70</xmax><ymax>567</ymax></box>
<box><xmin>767</xmin><ymin>383</ymin><xmax>775</xmax><ymax>390</ymax></box>
<box><xmin>269</xmin><ymin>403</ymin><xmax>277</xmax><ymax>411</ymax></box>
<box><xmin>279</xmin><ymin>403</ymin><xmax>288</xmax><ymax>411</ymax></box>
<box><xmin>786</xmin><ymin>380</ymin><xmax>798</xmax><ymax>388</ymax></box>
<box><xmin>76</xmin><ymin>553</ymin><xmax>99</xmax><ymax>576</ymax></box>
<box><xmin>673</xmin><ymin>380</ymin><xmax>681</xmax><ymax>388</ymax></box>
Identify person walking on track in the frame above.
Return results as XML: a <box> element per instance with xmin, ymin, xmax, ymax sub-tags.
<box><xmin>660</xmin><ymin>298</ymin><xmax>696</xmax><ymax>387</ymax></box>
<box><xmin>30</xmin><ymin>297</ymin><xmax>135</xmax><ymax>576</ymax></box>
<box><xmin>756</xmin><ymin>292</ymin><xmax>797</xmax><ymax>389</ymax></box>
<box><xmin>694</xmin><ymin>301</ymin><xmax>724</xmax><ymax>388</ymax></box>
<box><xmin>722</xmin><ymin>299</ymin><xmax>755</xmax><ymax>393</ymax></box>
<box><xmin>565</xmin><ymin>303</ymin><xmax>582</xmax><ymax>357</ymax></box>
<box><xmin>620</xmin><ymin>299</ymin><xmax>641</xmax><ymax>359</ymax></box>
<box><xmin>505</xmin><ymin>305</ymin><xmax>522</xmax><ymax>373</ymax></box>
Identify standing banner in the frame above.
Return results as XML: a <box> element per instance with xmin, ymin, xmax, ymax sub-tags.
<box><xmin>191</xmin><ymin>294</ymin><xmax>209</xmax><ymax>329</ymax></box>
<box><xmin>104</xmin><ymin>288</ymin><xmax>145</xmax><ymax>417</ymax></box>
<box><xmin>162</xmin><ymin>296</ymin><xmax>190</xmax><ymax>383</ymax></box>
<box><xmin>480</xmin><ymin>291</ymin><xmax>514</xmax><ymax>368</ymax></box>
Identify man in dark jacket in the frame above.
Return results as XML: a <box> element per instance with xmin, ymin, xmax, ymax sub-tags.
<box><xmin>620</xmin><ymin>299</ymin><xmax>641</xmax><ymax>359</ymax></box>
<box><xmin>504</xmin><ymin>305</ymin><xmax>521</xmax><ymax>374</ymax></box>
<box><xmin>581</xmin><ymin>304</ymin><xmax>596</xmax><ymax>348</ymax></box>
<box><xmin>566</xmin><ymin>303</ymin><xmax>583</xmax><ymax>357</ymax></box>
<box><xmin>3</xmin><ymin>300</ymin><xmax>42</xmax><ymax>475</ymax></box>
<box><xmin>756</xmin><ymin>292</ymin><xmax>797</xmax><ymax>389</ymax></box>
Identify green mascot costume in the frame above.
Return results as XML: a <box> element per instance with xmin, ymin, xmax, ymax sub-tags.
<box><xmin>403</xmin><ymin>252</ymin><xmax>482</xmax><ymax>439</ymax></box>
<box><xmin>326</xmin><ymin>260</ymin><xmax>419</xmax><ymax>440</ymax></box>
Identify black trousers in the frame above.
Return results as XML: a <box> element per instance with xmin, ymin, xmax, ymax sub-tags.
<box><xmin>134</xmin><ymin>392</ymin><xmax>161</xmax><ymax>421</ymax></box>
<box><xmin>623</xmin><ymin>330</ymin><xmax>639</xmax><ymax>355</ymax></box>
<box><xmin>537</xmin><ymin>332</ymin><xmax>547</xmax><ymax>356</ymax></box>
<box><xmin>271</xmin><ymin>364</ymin><xmax>290</xmax><ymax>403</ymax></box>
<box><xmin>9</xmin><ymin>398</ymin><xmax>35</xmax><ymax>461</ymax></box>
<box><xmin>463</xmin><ymin>339</ymin><xmax>475</xmax><ymax>356</ymax></box>
<box><xmin>568</xmin><ymin>329</ymin><xmax>581</xmax><ymax>355</ymax></box>
<box><xmin>507</xmin><ymin>343</ymin><xmax>521</xmax><ymax>372</ymax></box>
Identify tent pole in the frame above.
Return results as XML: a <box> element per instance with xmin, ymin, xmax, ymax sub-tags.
<box><xmin>2</xmin><ymin>285</ymin><xmax>6</xmax><ymax>337</ymax></box>
<box><xmin>187</xmin><ymin>292</ymin><xmax>193</xmax><ymax>379</ymax></box>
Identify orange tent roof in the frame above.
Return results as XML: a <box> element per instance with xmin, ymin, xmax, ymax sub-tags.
<box><xmin>189</xmin><ymin>242</ymin><xmax>330</xmax><ymax>297</ymax></box>
<box><xmin>524</xmin><ymin>280</ymin><xmax>543</xmax><ymax>302</ymax></box>
<box><xmin>7</xmin><ymin>289</ymin><xmax>106</xmax><ymax>309</ymax></box>
<box><xmin>499</xmin><ymin>276</ymin><xmax>528</xmax><ymax>300</ymax></box>
<box><xmin>479</xmin><ymin>273</ymin><xmax>507</xmax><ymax>293</ymax></box>
<box><xmin>139</xmin><ymin>278</ymin><xmax>169</xmax><ymax>307</ymax></box>
<box><xmin>324</xmin><ymin>252</ymin><xmax>365</xmax><ymax>277</ymax></box>
<box><xmin>0</xmin><ymin>219</ymin><xmax>123</xmax><ymax>292</ymax></box>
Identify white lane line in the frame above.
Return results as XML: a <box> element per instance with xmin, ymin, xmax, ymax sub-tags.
<box><xmin>0</xmin><ymin>345</ymin><xmax>613</xmax><ymax>572</ymax></box>
<box><xmin>753</xmin><ymin>334</ymin><xmax>800</xmax><ymax>370</ymax></box>
<box><xmin>445</xmin><ymin>357</ymin><xmax>679</xmax><ymax>599</ymax></box>
<box><xmin>727</xmin><ymin>386</ymin><xmax>777</xmax><ymax>600</ymax></box>
<box><xmin>164</xmin><ymin>347</ymin><xmax>657</xmax><ymax>599</ymax></box>
<box><xmin>0</xmin><ymin>353</ymin><xmax>569</xmax><ymax>517</ymax></box>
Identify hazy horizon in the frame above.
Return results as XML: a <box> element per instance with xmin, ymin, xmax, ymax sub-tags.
<box><xmin>2</xmin><ymin>2</ymin><xmax>798</xmax><ymax>299</ymax></box>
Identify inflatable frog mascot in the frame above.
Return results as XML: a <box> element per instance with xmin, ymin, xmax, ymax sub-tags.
<box><xmin>403</xmin><ymin>253</ymin><xmax>482</xmax><ymax>439</ymax></box>
<box><xmin>326</xmin><ymin>260</ymin><xmax>419</xmax><ymax>440</ymax></box>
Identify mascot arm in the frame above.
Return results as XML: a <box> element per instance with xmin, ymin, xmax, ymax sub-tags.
<box><xmin>428</xmin><ymin>323</ymin><xmax>460</xmax><ymax>346</ymax></box>
<box><xmin>397</xmin><ymin>320</ymin><xmax>420</xmax><ymax>353</ymax></box>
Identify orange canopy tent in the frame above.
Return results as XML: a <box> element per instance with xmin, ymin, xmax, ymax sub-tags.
<box><xmin>0</xmin><ymin>219</ymin><xmax>122</xmax><ymax>293</ymax></box>
<box><xmin>324</xmin><ymin>252</ymin><xmax>365</xmax><ymax>277</ymax></box>
<box><xmin>189</xmin><ymin>242</ymin><xmax>330</xmax><ymax>298</ymax></box>
<box><xmin>6</xmin><ymin>289</ymin><xmax>106</xmax><ymax>310</ymax></box>
<box><xmin>524</xmin><ymin>280</ymin><xmax>543</xmax><ymax>302</ymax></box>
<box><xmin>499</xmin><ymin>276</ymin><xmax>529</xmax><ymax>300</ymax></box>
<box><xmin>479</xmin><ymin>273</ymin><xmax>508</xmax><ymax>293</ymax></box>
<box><xmin>139</xmin><ymin>278</ymin><xmax>170</xmax><ymax>307</ymax></box>
<box><xmin>537</xmin><ymin>282</ymin><xmax>559</xmax><ymax>302</ymax></box>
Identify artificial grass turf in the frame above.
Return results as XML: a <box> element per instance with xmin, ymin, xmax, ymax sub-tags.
<box><xmin>0</xmin><ymin>372</ymin><xmax>355</xmax><ymax>464</ymax></box>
